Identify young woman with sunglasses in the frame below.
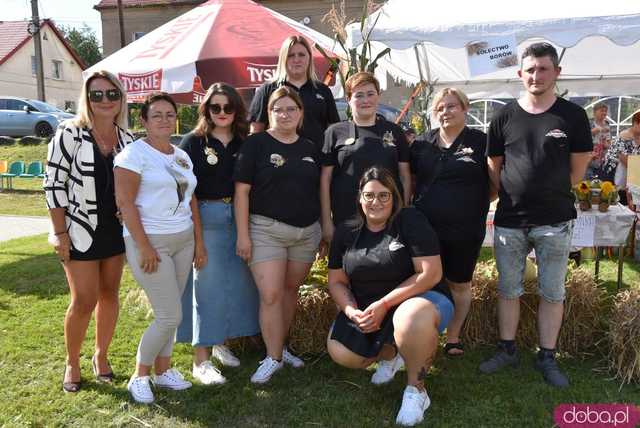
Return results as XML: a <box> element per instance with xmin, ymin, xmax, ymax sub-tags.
<box><xmin>43</xmin><ymin>70</ymin><xmax>134</xmax><ymax>393</ymax></box>
<box><xmin>326</xmin><ymin>166</ymin><xmax>453</xmax><ymax>427</ymax></box>
<box><xmin>175</xmin><ymin>83</ymin><xmax>260</xmax><ymax>385</ymax></box>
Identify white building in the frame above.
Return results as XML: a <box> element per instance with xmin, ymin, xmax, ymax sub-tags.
<box><xmin>0</xmin><ymin>19</ymin><xmax>85</xmax><ymax>110</ymax></box>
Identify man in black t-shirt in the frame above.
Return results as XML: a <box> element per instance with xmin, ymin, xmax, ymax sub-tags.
<box><xmin>480</xmin><ymin>43</ymin><xmax>592</xmax><ymax>388</ymax></box>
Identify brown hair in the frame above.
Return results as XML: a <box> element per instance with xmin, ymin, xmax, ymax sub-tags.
<box><xmin>140</xmin><ymin>92</ymin><xmax>177</xmax><ymax>120</ymax></box>
<box><xmin>194</xmin><ymin>83</ymin><xmax>248</xmax><ymax>139</ymax></box>
<box><xmin>345</xmin><ymin>72</ymin><xmax>380</xmax><ymax>100</ymax></box>
<box><xmin>593</xmin><ymin>102</ymin><xmax>608</xmax><ymax>113</ymax></box>
<box><xmin>267</xmin><ymin>86</ymin><xmax>305</xmax><ymax>130</ymax></box>
<box><xmin>631</xmin><ymin>111</ymin><xmax>640</xmax><ymax>125</ymax></box>
<box><xmin>352</xmin><ymin>166</ymin><xmax>404</xmax><ymax>229</ymax></box>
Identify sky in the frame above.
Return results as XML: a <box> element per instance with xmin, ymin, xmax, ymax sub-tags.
<box><xmin>3</xmin><ymin>0</ymin><xmax>103</xmax><ymax>41</ymax></box>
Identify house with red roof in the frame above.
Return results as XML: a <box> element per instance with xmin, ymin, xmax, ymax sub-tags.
<box><xmin>0</xmin><ymin>19</ymin><xmax>86</xmax><ymax>110</ymax></box>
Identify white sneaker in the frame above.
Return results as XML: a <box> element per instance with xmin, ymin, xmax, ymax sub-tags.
<box><xmin>371</xmin><ymin>353</ymin><xmax>404</xmax><ymax>385</ymax></box>
<box><xmin>127</xmin><ymin>375</ymin><xmax>154</xmax><ymax>404</ymax></box>
<box><xmin>282</xmin><ymin>347</ymin><xmax>304</xmax><ymax>368</ymax></box>
<box><xmin>211</xmin><ymin>345</ymin><xmax>240</xmax><ymax>367</ymax></box>
<box><xmin>395</xmin><ymin>385</ymin><xmax>431</xmax><ymax>426</ymax></box>
<box><xmin>250</xmin><ymin>356</ymin><xmax>283</xmax><ymax>384</ymax></box>
<box><xmin>152</xmin><ymin>368</ymin><xmax>192</xmax><ymax>390</ymax></box>
<box><xmin>192</xmin><ymin>361</ymin><xmax>226</xmax><ymax>385</ymax></box>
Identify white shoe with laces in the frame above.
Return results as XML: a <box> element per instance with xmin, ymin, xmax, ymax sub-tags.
<box><xmin>127</xmin><ymin>375</ymin><xmax>154</xmax><ymax>404</ymax></box>
<box><xmin>282</xmin><ymin>347</ymin><xmax>304</xmax><ymax>368</ymax></box>
<box><xmin>250</xmin><ymin>356</ymin><xmax>283</xmax><ymax>384</ymax></box>
<box><xmin>152</xmin><ymin>368</ymin><xmax>192</xmax><ymax>390</ymax></box>
<box><xmin>192</xmin><ymin>361</ymin><xmax>226</xmax><ymax>385</ymax></box>
<box><xmin>211</xmin><ymin>345</ymin><xmax>240</xmax><ymax>367</ymax></box>
<box><xmin>371</xmin><ymin>353</ymin><xmax>404</xmax><ymax>385</ymax></box>
<box><xmin>395</xmin><ymin>385</ymin><xmax>431</xmax><ymax>426</ymax></box>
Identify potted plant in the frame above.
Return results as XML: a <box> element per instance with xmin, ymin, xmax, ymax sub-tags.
<box><xmin>598</xmin><ymin>181</ymin><xmax>619</xmax><ymax>212</ymax></box>
<box><xmin>575</xmin><ymin>181</ymin><xmax>592</xmax><ymax>211</ymax></box>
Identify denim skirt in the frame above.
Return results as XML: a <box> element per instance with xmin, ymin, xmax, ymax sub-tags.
<box><xmin>177</xmin><ymin>200</ymin><xmax>260</xmax><ymax>346</ymax></box>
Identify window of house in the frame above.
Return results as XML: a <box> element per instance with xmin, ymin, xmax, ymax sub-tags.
<box><xmin>132</xmin><ymin>32</ymin><xmax>146</xmax><ymax>41</ymax></box>
<box><xmin>52</xmin><ymin>60</ymin><xmax>63</xmax><ymax>80</ymax></box>
<box><xmin>31</xmin><ymin>56</ymin><xmax>37</xmax><ymax>75</ymax></box>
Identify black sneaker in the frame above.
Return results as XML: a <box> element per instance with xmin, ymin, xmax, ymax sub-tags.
<box><xmin>535</xmin><ymin>357</ymin><xmax>569</xmax><ymax>388</ymax></box>
<box><xmin>479</xmin><ymin>350</ymin><xmax>519</xmax><ymax>374</ymax></box>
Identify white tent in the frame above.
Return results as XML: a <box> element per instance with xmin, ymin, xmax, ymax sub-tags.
<box><xmin>345</xmin><ymin>0</ymin><xmax>640</xmax><ymax>98</ymax></box>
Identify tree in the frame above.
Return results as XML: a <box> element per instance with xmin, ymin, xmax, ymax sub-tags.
<box><xmin>58</xmin><ymin>24</ymin><xmax>103</xmax><ymax>67</ymax></box>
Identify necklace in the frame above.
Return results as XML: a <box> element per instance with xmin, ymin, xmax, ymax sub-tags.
<box><xmin>93</xmin><ymin>127</ymin><xmax>116</xmax><ymax>157</ymax></box>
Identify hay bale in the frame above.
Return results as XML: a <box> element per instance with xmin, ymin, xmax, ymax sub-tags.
<box><xmin>289</xmin><ymin>284</ymin><xmax>337</xmax><ymax>356</ymax></box>
<box><xmin>607</xmin><ymin>288</ymin><xmax>640</xmax><ymax>385</ymax></box>
<box><xmin>462</xmin><ymin>261</ymin><xmax>605</xmax><ymax>357</ymax></box>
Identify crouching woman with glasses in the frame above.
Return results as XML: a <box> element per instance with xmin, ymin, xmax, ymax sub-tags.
<box><xmin>114</xmin><ymin>93</ymin><xmax>204</xmax><ymax>404</ymax></box>
<box><xmin>326</xmin><ymin>167</ymin><xmax>454</xmax><ymax>427</ymax></box>
<box><xmin>176</xmin><ymin>83</ymin><xmax>260</xmax><ymax>385</ymax></box>
<box><xmin>234</xmin><ymin>86</ymin><xmax>322</xmax><ymax>384</ymax></box>
<box><xmin>44</xmin><ymin>70</ymin><xmax>133</xmax><ymax>393</ymax></box>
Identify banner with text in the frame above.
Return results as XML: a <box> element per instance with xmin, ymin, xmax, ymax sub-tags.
<box><xmin>466</xmin><ymin>35</ymin><xmax>518</xmax><ymax>77</ymax></box>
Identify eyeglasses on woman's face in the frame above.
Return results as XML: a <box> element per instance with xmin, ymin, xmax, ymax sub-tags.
<box><xmin>361</xmin><ymin>191</ymin><xmax>392</xmax><ymax>204</ymax></box>
<box><xmin>208</xmin><ymin>103</ymin><xmax>235</xmax><ymax>115</ymax></box>
<box><xmin>149</xmin><ymin>112</ymin><xmax>177</xmax><ymax>122</ymax></box>
<box><xmin>271</xmin><ymin>106</ymin><xmax>299</xmax><ymax>116</ymax></box>
<box><xmin>89</xmin><ymin>89</ymin><xmax>121</xmax><ymax>103</ymax></box>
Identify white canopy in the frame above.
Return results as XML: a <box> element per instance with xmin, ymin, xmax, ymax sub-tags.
<box><xmin>345</xmin><ymin>0</ymin><xmax>640</xmax><ymax>98</ymax></box>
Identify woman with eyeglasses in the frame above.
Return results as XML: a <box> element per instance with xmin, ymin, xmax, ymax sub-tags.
<box><xmin>234</xmin><ymin>86</ymin><xmax>322</xmax><ymax>384</ymax></box>
<box><xmin>44</xmin><ymin>70</ymin><xmax>134</xmax><ymax>393</ymax></box>
<box><xmin>249</xmin><ymin>35</ymin><xmax>340</xmax><ymax>151</ymax></box>
<box><xmin>114</xmin><ymin>93</ymin><xmax>202</xmax><ymax>404</ymax></box>
<box><xmin>321</xmin><ymin>72</ymin><xmax>411</xmax><ymax>244</ymax></box>
<box><xmin>327</xmin><ymin>166</ymin><xmax>453</xmax><ymax>427</ymax></box>
<box><xmin>175</xmin><ymin>83</ymin><xmax>259</xmax><ymax>385</ymax></box>
<box><xmin>410</xmin><ymin>88</ymin><xmax>491</xmax><ymax>357</ymax></box>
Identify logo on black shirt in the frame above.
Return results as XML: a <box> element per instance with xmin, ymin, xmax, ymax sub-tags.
<box><xmin>545</xmin><ymin>129</ymin><xmax>568</xmax><ymax>139</ymax></box>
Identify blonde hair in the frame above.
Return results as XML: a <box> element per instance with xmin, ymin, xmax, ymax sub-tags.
<box><xmin>72</xmin><ymin>70</ymin><xmax>128</xmax><ymax>129</ymax></box>
<box><xmin>272</xmin><ymin>36</ymin><xmax>318</xmax><ymax>84</ymax></box>
<box><xmin>267</xmin><ymin>86</ymin><xmax>305</xmax><ymax>130</ymax></box>
<box><xmin>432</xmin><ymin>87</ymin><xmax>470</xmax><ymax>112</ymax></box>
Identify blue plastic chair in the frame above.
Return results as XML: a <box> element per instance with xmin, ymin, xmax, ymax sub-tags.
<box><xmin>1</xmin><ymin>161</ymin><xmax>25</xmax><ymax>190</ymax></box>
<box><xmin>20</xmin><ymin>161</ymin><xmax>44</xmax><ymax>178</ymax></box>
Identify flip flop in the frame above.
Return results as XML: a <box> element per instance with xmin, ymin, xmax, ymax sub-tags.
<box><xmin>444</xmin><ymin>342</ymin><xmax>464</xmax><ymax>357</ymax></box>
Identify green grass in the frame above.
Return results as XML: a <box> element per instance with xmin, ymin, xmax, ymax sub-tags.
<box><xmin>0</xmin><ymin>142</ymin><xmax>48</xmax><ymax>164</ymax></box>
<box><xmin>0</xmin><ymin>142</ymin><xmax>48</xmax><ymax>215</ymax></box>
<box><xmin>0</xmin><ymin>235</ymin><xmax>639</xmax><ymax>427</ymax></box>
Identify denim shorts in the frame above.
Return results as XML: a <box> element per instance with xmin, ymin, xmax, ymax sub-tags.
<box><xmin>417</xmin><ymin>290</ymin><xmax>454</xmax><ymax>334</ymax></box>
<box><xmin>494</xmin><ymin>220</ymin><xmax>574</xmax><ymax>302</ymax></box>
<box><xmin>249</xmin><ymin>215</ymin><xmax>321</xmax><ymax>265</ymax></box>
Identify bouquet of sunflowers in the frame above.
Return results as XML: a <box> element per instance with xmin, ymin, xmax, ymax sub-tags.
<box><xmin>574</xmin><ymin>181</ymin><xmax>592</xmax><ymax>211</ymax></box>
<box><xmin>598</xmin><ymin>181</ymin><xmax>619</xmax><ymax>212</ymax></box>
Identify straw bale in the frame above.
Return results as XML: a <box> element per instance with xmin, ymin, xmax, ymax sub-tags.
<box><xmin>462</xmin><ymin>261</ymin><xmax>605</xmax><ymax>357</ymax></box>
<box><xmin>607</xmin><ymin>288</ymin><xmax>640</xmax><ymax>385</ymax></box>
<box><xmin>289</xmin><ymin>284</ymin><xmax>337</xmax><ymax>356</ymax></box>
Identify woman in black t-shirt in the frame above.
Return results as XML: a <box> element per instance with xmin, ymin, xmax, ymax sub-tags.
<box><xmin>410</xmin><ymin>88</ymin><xmax>491</xmax><ymax>357</ymax></box>
<box><xmin>234</xmin><ymin>86</ymin><xmax>322</xmax><ymax>384</ymax></box>
<box><xmin>327</xmin><ymin>167</ymin><xmax>453</xmax><ymax>427</ymax></box>
<box><xmin>175</xmin><ymin>83</ymin><xmax>259</xmax><ymax>385</ymax></box>
<box><xmin>248</xmin><ymin>35</ymin><xmax>340</xmax><ymax>150</ymax></box>
<box><xmin>321</xmin><ymin>72</ymin><xmax>411</xmax><ymax>242</ymax></box>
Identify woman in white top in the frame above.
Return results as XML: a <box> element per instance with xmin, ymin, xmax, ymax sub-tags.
<box><xmin>114</xmin><ymin>93</ymin><xmax>205</xmax><ymax>404</ymax></box>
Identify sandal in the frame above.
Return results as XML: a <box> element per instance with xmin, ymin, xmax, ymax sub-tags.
<box><xmin>92</xmin><ymin>355</ymin><xmax>115</xmax><ymax>383</ymax></box>
<box><xmin>444</xmin><ymin>342</ymin><xmax>464</xmax><ymax>357</ymax></box>
<box><xmin>62</xmin><ymin>365</ymin><xmax>81</xmax><ymax>393</ymax></box>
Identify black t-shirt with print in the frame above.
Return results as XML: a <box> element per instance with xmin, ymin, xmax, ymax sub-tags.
<box><xmin>323</xmin><ymin>119</ymin><xmax>410</xmax><ymax>225</ymax></box>
<box><xmin>233</xmin><ymin>131</ymin><xmax>321</xmax><ymax>227</ymax></box>
<box><xmin>249</xmin><ymin>80</ymin><xmax>340</xmax><ymax>151</ymax></box>
<box><xmin>410</xmin><ymin>127</ymin><xmax>489</xmax><ymax>240</ymax></box>
<box><xmin>487</xmin><ymin>98</ymin><xmax>592</xmax><ymax>228</ymax></box>
<box><xmin>328</xmin><ymin>207</ymin><xmax>452</xmax><ymax>307</ymax></box>
<box><xmin>179</xmin><ymin>132</ymin><xmax>243</xmax><ymax>200</ymax></box>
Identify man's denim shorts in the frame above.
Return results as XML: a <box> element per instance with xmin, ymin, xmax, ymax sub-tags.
<box><xmin>494</xmin><ymin>220</ymin><xmax>574</xmax><ymax>302</ymax></box>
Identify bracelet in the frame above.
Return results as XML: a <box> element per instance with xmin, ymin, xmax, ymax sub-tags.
<box><xmin>381</xmin><ymin>298</ymin><xmax>390</xmax><ymax>311</ymax></box>
<box><xmin>54</xmin><ymin>231</ymin><xmax>68</xmax><ymax>236</ymax></box>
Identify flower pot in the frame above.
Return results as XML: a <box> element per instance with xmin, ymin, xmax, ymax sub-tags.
<box><xmin>579</xmin><ymin>200</ymin><xmax>592</xmax><ymax>211</ymax></box>
<box><xmin>598</xmin><ymin>202</ymin><xmax>609</xmax><ymax>212</ymax></box>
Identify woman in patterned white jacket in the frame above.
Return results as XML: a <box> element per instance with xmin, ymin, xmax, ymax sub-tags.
<box><xmin>43</xmin><ymin>70</ymin><xmax>134</xmax><ymax>393</ymax></box>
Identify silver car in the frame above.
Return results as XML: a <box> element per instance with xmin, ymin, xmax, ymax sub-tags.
<box><xmin>0</xmin><ymin>97</ymin><xmax>74</xmax><ymax>137</ymax></box>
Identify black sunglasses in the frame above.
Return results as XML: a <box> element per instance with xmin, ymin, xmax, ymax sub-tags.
<box><xmin>88</xmin><ymin>89</ymin><xmax>121</xmax><ymax>102</ymax></box>
<box><xmin>208</xmin><ymin>103</ymin><xmax>235</xmax><ymax>114</ymax></box>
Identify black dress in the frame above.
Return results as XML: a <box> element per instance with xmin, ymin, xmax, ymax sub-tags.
<box><xmin>69</xmin><ymin>144</ymin><xmax>125</xmax><ymax>261</ymax></box>
<box><xmin>328</xmin><ymin>208</ymin><xmax>451</xmax><ymax>357</ymax></box>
